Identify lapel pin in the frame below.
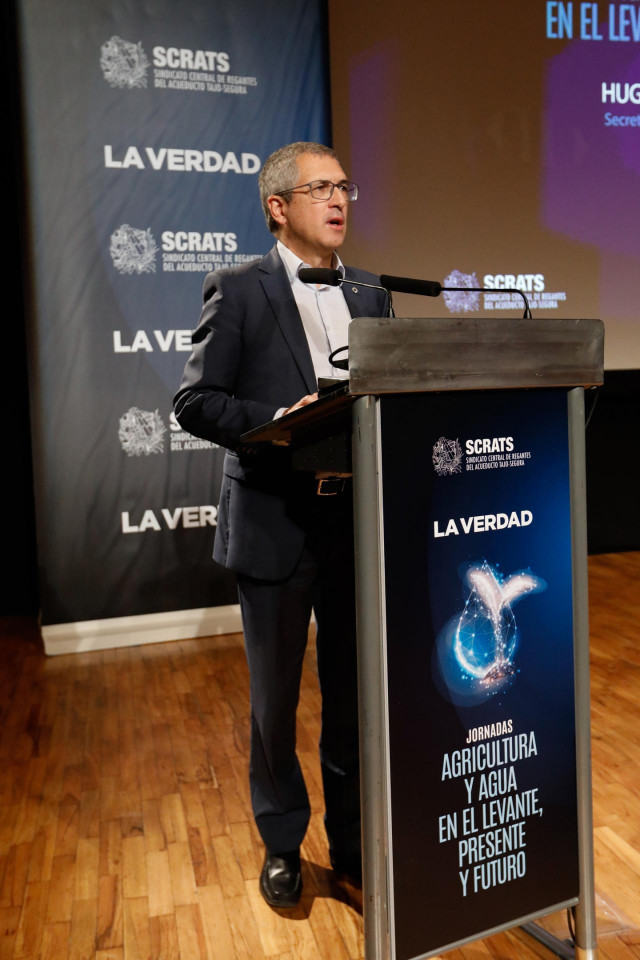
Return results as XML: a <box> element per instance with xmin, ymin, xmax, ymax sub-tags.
<box><xmin>352</xmin><ymin>286</ymin><xmax>358</xmax><ymax>293</ymax></box>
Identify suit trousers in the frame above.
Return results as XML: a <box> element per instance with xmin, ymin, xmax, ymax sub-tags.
<box><xmin>236</xmin><ymin>487</ymin><xmax>360</xmax><ymax>856</ymax></box>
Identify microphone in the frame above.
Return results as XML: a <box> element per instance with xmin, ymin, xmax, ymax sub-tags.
<box><xmin>379</xmin><ymin>274</ymin><xmax>442</xmax><ymax>297</ymax></box>
<box><xmin>297</xmin><ymin>267</ymin><xmax>342</xmax><ymax>286</ymax></box>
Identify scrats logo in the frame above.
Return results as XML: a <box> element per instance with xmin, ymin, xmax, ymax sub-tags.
<box><xmin>442</xmin><ymin>270</ymin><xmax>480</xmax><ymax>314</ymax></box>
<box><xmin>441</xmin><ymin>268</ymin><xmax>546</xmax><ymax>314</ymax></box>
<box><xmin>100</xmin><ymin>36</ymin><xmax>149</xmax><ymax>89</ymax></box>
<box><xmin>433</xmin><ymin>435</ymin><xmax>515</xmax><ymax>475</ymax></box>
<box><xmin>432</xmin><ymin>437</ymin><xmax>463</xmax><ymax>476</ymax></box>
<box><xmin>110</xmin><ymin>225</ymin><xmax>157</xmax><ymax>275</ymax></box>
<box><xmin>118</xmin><ymin>407</ymin><xmax>166</xmax><ymax>457</ymax></box>
<box><xmin>483</xmin><ymin>274</ymin><xmax>545</xmax><ymax>292</ymax></box>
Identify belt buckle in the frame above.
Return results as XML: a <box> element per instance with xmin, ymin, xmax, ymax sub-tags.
<box><xmin>316</xmin><ymin>477</ymin><xmax>345</xmax><ymax>496</ymax></box>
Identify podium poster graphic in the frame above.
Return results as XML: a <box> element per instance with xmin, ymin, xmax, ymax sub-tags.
<box><xmin>18</xmin><ymin>0</ymin><xmax>329</xmax><ymax>627</ymax></box>
<box><xmin>379</xmin><ymin>389</ymin><xmax>579</xmax><ymax>960</ymax></box>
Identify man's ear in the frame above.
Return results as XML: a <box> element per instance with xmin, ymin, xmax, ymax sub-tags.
<box><xmin>267</xmin><ymin>194</ymin><xmax>288</xmax><ymax>229</ymax></box>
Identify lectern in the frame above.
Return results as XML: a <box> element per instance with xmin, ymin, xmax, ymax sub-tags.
<box><xmin>243</xmin><ymin>316</ymin><xmax>604</xmax><ymax>960</ymax></box>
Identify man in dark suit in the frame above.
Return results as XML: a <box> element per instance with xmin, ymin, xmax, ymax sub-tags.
<box><xmin>174</xmin><ymin>142</ymin><xmax>387</xmax><ymax>907</ymax></box>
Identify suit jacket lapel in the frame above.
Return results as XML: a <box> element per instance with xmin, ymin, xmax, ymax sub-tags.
<box><xmin>258</xmin><ymin>246</ymin><xmax>317</xmax><ymax>395</ymax></box>
<box><xmin>342</xmin><ymin>271</ymin><xmax>384</xmax><ymax>320</ymax></box>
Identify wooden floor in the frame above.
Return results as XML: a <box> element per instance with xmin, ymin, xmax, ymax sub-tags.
<box><xmin>0</xmin><ymin>552</ymin><xmax>638</xmax><ymax>960</ymax></box>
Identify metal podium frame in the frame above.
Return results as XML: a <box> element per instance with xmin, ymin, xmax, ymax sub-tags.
<box><xmin>349</xmin><ymin>317</ymin><xmax>602</xmax><ymax>960</ymax></box>
<box><xmin>242</xmin><ymin>316</ymin><xmax>604</xmax><ymax>960</ymax></box>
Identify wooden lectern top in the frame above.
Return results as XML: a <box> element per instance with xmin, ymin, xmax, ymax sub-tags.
<box><xmin>241</xmin><ymin>316</ymin><xmax>604</xmax><ymax>446</ymax></box>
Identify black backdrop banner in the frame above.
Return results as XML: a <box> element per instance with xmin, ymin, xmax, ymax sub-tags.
<box><xmin>18</xmin><ymin>0</ymin><xmax>330</xmax><ymax>643</ymax></box>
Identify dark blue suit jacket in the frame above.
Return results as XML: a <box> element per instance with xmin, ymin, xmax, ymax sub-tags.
<box><xmin>174</xmin><ymin>245</ymin><xmax>387</xmax><ymax>580</ymax></box>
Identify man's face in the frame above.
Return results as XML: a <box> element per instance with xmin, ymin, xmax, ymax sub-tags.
<box><xmin>269</xmin><ymin>153</ymin><xmax>350</xmax><ymax>267</ymax></box>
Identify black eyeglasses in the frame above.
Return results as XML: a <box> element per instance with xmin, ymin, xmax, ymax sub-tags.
<box><xmin>276</xmin><ymin>179</ymin><xmax>359</xmax><ymax>201</ymax></box>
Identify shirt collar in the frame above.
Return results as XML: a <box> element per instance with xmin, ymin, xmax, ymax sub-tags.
<box><xmin>277</xmin><ymin>239</ymin><xmax>345</xmax><ymax>288</ymax></box>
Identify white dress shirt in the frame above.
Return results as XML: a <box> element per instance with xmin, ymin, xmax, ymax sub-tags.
<box><xmin>277</xmin><ymin>240</ymin><xmax>352</xmax><ymax>381</ymax></box>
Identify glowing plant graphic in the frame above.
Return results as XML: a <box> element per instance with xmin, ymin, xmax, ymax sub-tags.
<box><xmin>435</xmin><ymin>561</ymin><xmax>546</xmax><ymax>705</ymax></box>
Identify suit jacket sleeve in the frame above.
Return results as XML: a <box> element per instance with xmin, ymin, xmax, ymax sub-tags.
<box><xmin>174</xmin><ymin>269</ymin><xmax>282</xmax><ymax>450</ymax></box>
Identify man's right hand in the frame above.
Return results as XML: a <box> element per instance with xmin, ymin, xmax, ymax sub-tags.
<box><xmin>283</xmin><ymin>393</ymin><xmax>318</xmax><ymax>416</ymax></box>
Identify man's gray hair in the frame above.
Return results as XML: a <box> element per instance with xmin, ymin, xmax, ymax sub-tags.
<box><xmin>259</xmin><ymin>141</ymin><xmax>338</xmax><ymax>234</ymax></box>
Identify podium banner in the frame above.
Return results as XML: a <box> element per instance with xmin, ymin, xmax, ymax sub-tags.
<box><xmin>379</xmin><ymin>389</ymin><xmax>579</xmax><ymax>960</ymax></box>
<box><xmin>18</xmin><ymin>0</ymin><xmax>330</xmax><ymax>627</ymax></box>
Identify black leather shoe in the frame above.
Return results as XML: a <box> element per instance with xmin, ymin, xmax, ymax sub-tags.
<box><xmin>329</xmin><ymin>851</ymin><xmax>362</xmax><ymax>885</ymax></box>
<box><xmin>259</xmin><ymin>850</ymin><xmax>302</xmax><ymax>907</ymax></box>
